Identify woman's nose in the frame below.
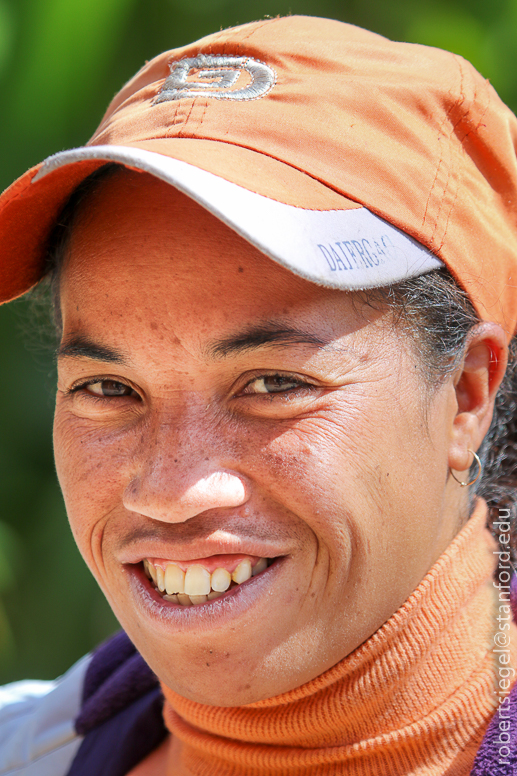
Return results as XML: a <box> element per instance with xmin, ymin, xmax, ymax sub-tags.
<box><xmin>122</xmin><ymin>416</ymin><xmax>249</xmax><ymax>523</ymax></box>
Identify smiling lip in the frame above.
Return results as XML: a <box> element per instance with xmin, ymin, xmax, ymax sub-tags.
<box><xmin>125</xmin><ymin>556</ymin><xmax>283</xmax><ymax>631</ymax></box>
<box><xmin>142</xmin><ymin>555</ymin><xmax>271</xmax><ymax>605</ymax></box>
<box><xmin>118</xmin><ymin>538</ymin><xmax>282</xmax><ymax>567</ymax></box>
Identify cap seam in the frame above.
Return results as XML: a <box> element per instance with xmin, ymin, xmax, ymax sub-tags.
<box><xmin>166</xmin><ymin>95</ymin><xmax>190</xmax><ymax>137</ymax></box>
<box><xmin>238</xmin><ymin>16</ymin><xmax>282</xmax><ymax>42</ymax></box>
<box><xmin>203</xmin><ymin>23</ymin><xmax>243</xmax><ymax>52</ymax></box>
<box><xmin>168</xmin><ymin>91</ymin><xmax>188</xmax><ymax>134</ymax></box>
<box><xmin>197</xmin><ymin>96</ymin><xmax>209</xmax><ymax>133</ymax></box>
<box><xmin>422</xmin><ymin>52</ymin><xmax>464</xmax><ymax>250</ymax></box>
<box><xmin>206</xmin><ymin>17</ymin><xmax>267</xmax><ymax>54</ymax></box>
<box><xmin>430</xmin><ymin>97</ymin><xmax>456</xmax><ymax>248</ymax></box>
<box><xmin>420</xmin><ymin>111</ymin><xmax>448</xmax><ymax>244</ymax></box>
<box><xmin>430</xmin><ymin>55</ymin><xmax>467</xmax><ymax>250</ymax></box>
<box><xmin>177</xmin><ymin>95</ymin><xmax>197</xmax><ymax>138</ymax></box>
<box><xmin>436</xmin><ymin>59</ymin><xmax>491</xmax><ymax>254</ymax></box>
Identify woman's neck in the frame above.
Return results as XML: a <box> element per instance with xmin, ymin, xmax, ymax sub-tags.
<box><xmin>155</xmin><ymin>500</ymin><xmax>516</xmax><ymax>775</ymax></box>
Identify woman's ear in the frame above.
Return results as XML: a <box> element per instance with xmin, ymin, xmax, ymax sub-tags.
<box><xmin>448</xmin><ymin>322</ymin><xmax>509</xmax><ymax>475</ymax></box>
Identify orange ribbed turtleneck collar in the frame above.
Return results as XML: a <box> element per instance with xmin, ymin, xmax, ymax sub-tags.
<box><xmin>159</xmin><ymin>501</ymin><xmax>516</xmax><ymax>776</ymax></box>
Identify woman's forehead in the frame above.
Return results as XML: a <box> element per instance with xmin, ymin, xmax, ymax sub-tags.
<box><xmin>60</xmin><ymin>171</ymin><xmax>372</xmax><ymax>345</ymax></box>
<box><xmin>66</xmin><ymin>169</ymin><xmax>299</xmax><ymax>290</ymax></box>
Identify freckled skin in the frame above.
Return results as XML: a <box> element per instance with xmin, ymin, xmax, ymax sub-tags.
<box><xmin>54</xmin><ymin>170</ymin><xmax>507</xmax><ymax>708</ymax></box>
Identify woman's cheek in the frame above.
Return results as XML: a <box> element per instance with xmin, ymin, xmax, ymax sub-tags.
<box><xmin>53</xmin><ymin>407</ymin><xmax>129</xmax><ymax>557</ymax></box>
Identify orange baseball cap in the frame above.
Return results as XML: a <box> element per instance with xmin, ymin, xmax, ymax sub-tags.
<box><xmin>1</xmin><ymin>16</ymin><xmax>517</xmax><ymax>337</ymax></box>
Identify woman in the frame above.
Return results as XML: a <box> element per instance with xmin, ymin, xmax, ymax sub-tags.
<box><xmin>0</xmin><ymin>15</ymin><xmax>515</xmax><ymax>776</ymax></box>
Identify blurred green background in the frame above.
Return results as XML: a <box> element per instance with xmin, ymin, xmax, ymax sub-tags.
<box><xmin>1</xmin><ymin>0</ymin><xmax>517</xmax><ymax>683</ymax></box>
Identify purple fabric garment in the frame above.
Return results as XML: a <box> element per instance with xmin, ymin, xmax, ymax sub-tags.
<box><xmin>511</xmin><ymin>574</ymin><xmax>517</xmax><ymax>623</ymax></box>
<box><xmin>76</xmin><ymin>631</ymin><xmax>159</xmax><ymax>735</ymax></box>
<box><xmin>471</xmin><ymin>683</ymin><xmax>517</xmax><ymax>775</ymax></box>
<box><xmin>69</xmin><ymin>686</ymin><xmax>166</xmax><ymax>776</ymax></box>
<box><xmin>80</xmin><ymin>630</ymin><xmax>136</xmax><ymax>709</ymax></box>
<box><xmin>67</xmin><ymin>631</ymin><xmax>167</xmax><ymax>776</ymax></box>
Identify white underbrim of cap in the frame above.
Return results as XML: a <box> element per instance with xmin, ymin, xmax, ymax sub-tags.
<box><xmin>34</xmin><ymin>145</ymin><xmax>443</xmax><ymax>289</ymax></box>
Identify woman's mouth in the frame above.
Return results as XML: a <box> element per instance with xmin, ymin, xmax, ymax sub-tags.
<box><xmin>142</xmin><ymin>555</ymin><xmax>272</xmax><ymax>606</ymax></box>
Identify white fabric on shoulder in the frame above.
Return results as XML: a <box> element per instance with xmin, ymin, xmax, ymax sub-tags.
<box><xmin>0</xmin><ymin>654</ymin><xmax>90</xmax><ymax>775</ymax></box>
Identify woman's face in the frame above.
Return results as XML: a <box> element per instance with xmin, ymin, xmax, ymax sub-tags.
<box><xmin>54</xmin><ymin>171</ymin><xmax>464</xmax><ymax>705</ymax></box>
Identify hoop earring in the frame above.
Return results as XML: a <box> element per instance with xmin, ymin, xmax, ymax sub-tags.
<box><xmin>450</xmin><ymin>450</ymin><xmax>482</xmax><ymax>487</ymax></box>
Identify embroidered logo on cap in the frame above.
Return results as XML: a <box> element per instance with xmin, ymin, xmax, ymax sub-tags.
<box><xmin>154</xmin><ymin>54</ymin><xmax>276</xmax><ymax>103</ymax></box>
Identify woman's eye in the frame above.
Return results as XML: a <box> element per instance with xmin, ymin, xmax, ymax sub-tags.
<box><xmin>243</xmin><ymin>375</ymin><xmax>308</xmax><ymax>394</ymax></box>
<box><xmin>84</xmin><ymin>380</ymin><xmax>135</xmax><ymax>398</ymax></box>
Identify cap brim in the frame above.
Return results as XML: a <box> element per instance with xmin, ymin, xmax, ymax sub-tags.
<box><xmin>0</xmin><ymin>141</ymin><xmax>442</xmax><ymax>303</ymax></box>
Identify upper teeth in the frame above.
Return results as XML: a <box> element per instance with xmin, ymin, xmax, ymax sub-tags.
<box><xmin>185</xmin><ymin>566</ymin><xmax>211</xmax><ymax>596</ymax></box>
<box><xmin>211</xmin><ymin>567</ymin><xmax>231</xmax><ymax>592</ymax></box>
<box><xmin>232</xmin><ymin>559</ymin><xmax>252</xmax><ymax>584</ymax></box>
<box><xmin>143</xmin><ymin>557</ymin><xmax>269</xmax><ymax>605</ymax></box>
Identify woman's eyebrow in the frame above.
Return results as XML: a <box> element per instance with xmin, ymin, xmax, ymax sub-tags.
<box><xmin>55</xmin><ymin>326</ymin><xmax>326</xmax><ymax>364</ymax></box>
<box><xmin>208</xmin><ymin>325</ymin><xmax>326</xmax><ymax>359</ymax></box>
<box><xmin>56</xmin><ymin>334</ymin><xmax>128</xmax><ymax>364</ymax></box>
